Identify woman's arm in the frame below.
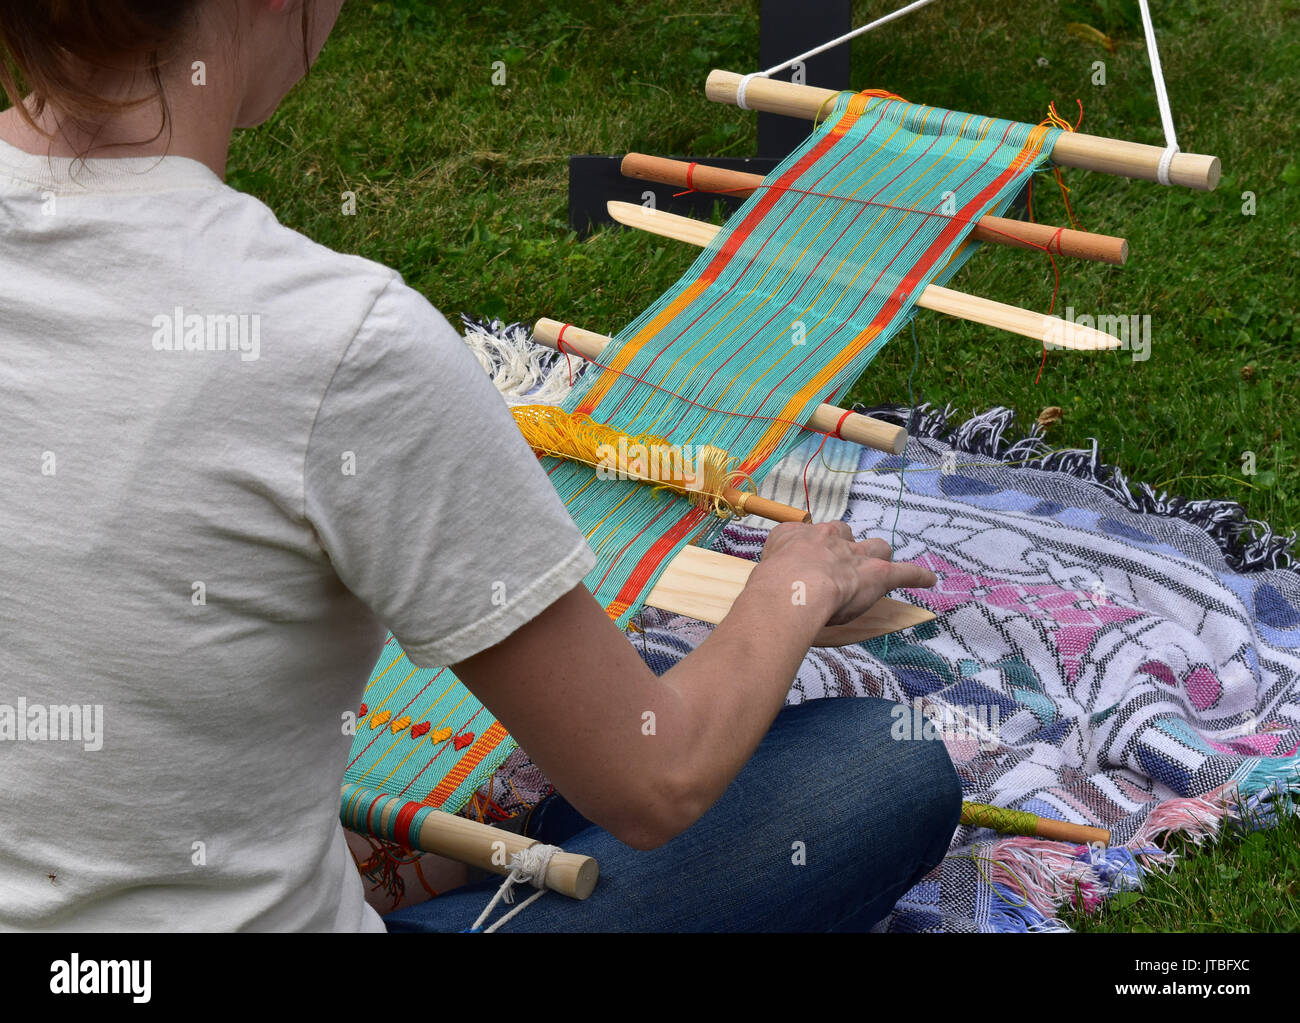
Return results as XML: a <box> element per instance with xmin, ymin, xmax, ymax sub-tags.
<box><xmin>452</xmin><ymin>521</ymin><xmax>937</xmax><ymax>850</ymax></box>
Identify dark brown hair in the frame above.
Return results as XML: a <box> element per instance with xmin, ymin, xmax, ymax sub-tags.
<box><xmin>0</xmin><ymin>2</ymin><xmax>311</xmax><ymax>144</ymax></box>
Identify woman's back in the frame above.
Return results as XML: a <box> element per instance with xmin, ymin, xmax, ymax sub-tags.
<box><xmin>0</xmin><ymin>142</ymin><xmax>593</xmax><ymax>930</ymax></box>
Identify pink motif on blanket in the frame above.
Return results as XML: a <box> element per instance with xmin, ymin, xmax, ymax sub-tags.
<box><xmin>908</xmin><ymin>554</ymin><xmax>1145</xmax><ymax>683</ymax></box>
<box><xmin>1184</xmin><ymin>665</ymin><xmax>1221</xmax><ymax>710</ymax></box>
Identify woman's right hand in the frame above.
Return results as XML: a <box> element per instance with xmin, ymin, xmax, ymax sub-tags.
<box><xmin>755</xmin><ymin>521</ymin><xmax>938</xmax><ymax>626</ymax></box>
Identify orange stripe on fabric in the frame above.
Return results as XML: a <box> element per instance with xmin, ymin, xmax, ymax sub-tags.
<box><xmin>573</xmin><ymin>278</ymin><xmax>713</xmax><ymax>416</ymax></box>
<box><xmin>735</xmin><ymin>124</ymin><xmax>1056</xmax><ymax>473</ymax></box>
<box><xmin>422</xmin><ymin>721</ymin><xmax>510</xmax><ymax>808</ymax></box>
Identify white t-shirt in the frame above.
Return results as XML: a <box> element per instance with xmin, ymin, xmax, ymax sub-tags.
<box><xmin>0</xmin><ymin>141</ymin><xmax>596</xmax><ymax>931</ymax></box>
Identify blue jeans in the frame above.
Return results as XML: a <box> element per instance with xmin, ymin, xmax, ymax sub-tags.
<box><xmin>384</xmin><ymin>697</ymin><xmax>960</xmax><ymax>932</ymax></box>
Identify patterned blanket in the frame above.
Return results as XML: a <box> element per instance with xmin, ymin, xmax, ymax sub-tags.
<box><xmin>465</xmin><ymin>396</ymin><xmax>1300</xmax><ymax>932</ymax></box>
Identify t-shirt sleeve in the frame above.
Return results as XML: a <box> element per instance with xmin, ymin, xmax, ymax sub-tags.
<box><xmin>303</xmin><ymin>277</ymin><xmax>596</xmax><ymax>667</ymax></box>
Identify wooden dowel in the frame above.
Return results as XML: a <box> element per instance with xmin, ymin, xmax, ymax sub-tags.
<box><xmin>532</xmin><ymin>318</ymin><xmax>908</xmax><ymax>455</ymax></box>
<box><xmin>960</xmin><ymin>801</ymin><xmax>1112</xmax><ymax>846</ymax></box>
<box><xmin>724</xmin><ymin>486</ymin><xmax>811</xmax><ymax>523</ymax></box>
<box><xmin>341</xmin><ymin>785</ymin><xmax>600</xmax><ymax>900</ymax></box>
<box><xmin>621</xmin><ymin>152</ymin><xmax>1129</xmax><ymax>265</ymax></box>
<box><xmin>1032</xmin><ymin>817</ymin><xmax>1113</xmax><ymax>846</ymax></box>
<box><xmin>705</xmin><ymin>69</ymin><xmax>1221</xmax><ymax>192</ymax></box>
<box><xmin>604</xmin><ymin>201</ymin><xmax>1124</xmax><ymax>351</ymax></box>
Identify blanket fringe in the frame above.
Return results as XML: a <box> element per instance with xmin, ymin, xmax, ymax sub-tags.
<box><xmin>976</xmin><ymin>767</ymin><xmax>1300</xmax><ymax>930</ymax></box>
<box><xmin>461</xmin><ymin>314</ymin><xmax>580</xmax><ymax>407</ymax></box>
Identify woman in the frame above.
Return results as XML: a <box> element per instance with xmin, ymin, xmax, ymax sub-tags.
<box><xmin>0</xmin><ymin>0</ymin><xmax>959</xmax><ymax>932</ymax></box>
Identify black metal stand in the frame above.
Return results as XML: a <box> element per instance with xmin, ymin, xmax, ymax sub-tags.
<box><xmin>567</xmin><ymin>0</ymin><xmax>852</xmax><ymax>237</ymax></box>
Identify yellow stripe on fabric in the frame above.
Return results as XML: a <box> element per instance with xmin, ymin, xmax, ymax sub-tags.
<box><xmin>704</xmin><ymin>111</ymin><xmax>989</xmax><ymax>462</ymax></box>
<box><xmin>353</xmin><ymin>677</ymin><xmax>465</xmax><ymax>785</ymax></box>
<box><xmin>574</xmin><ymin>278</ymin><xmax>713</xmax><ymax>416</ymax></box>
<box><xmin>364</xmin><ymin>665</ymin><xmax>418</xmax><ymax>711</ymax></box>
<box><xmin>364</xmin><ymin>655</ymin><xmax>403</xmax><ymax>696</ymax></box>
<box><xmin>623</xmin><ymin>114</ymin><xmax>920</xmax><ymax>443</ymax></box>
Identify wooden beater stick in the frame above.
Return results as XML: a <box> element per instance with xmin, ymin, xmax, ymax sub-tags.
<box><xmin>620</xmin><ymin>153</ymin><xmax>1130</xmax><ymax>266</ymax></box>
<box><xmin>647</xmin><ymin>545</ymin><xmax>935</xmax><ymax>645</ymax></box>
<box><xmin>532</xmin><ymin>318</ymin><xmax>907</xmax><ymax>456</ymax></box>
<box><xmin>705</xmin><ymin>69</ymin><xmax>1221</xmax><ymax>192</ymax></box>
<box><xmin>606</xmin><ymin>201</ymin><xmax>1125</xmax><ymax>352</ymax></box>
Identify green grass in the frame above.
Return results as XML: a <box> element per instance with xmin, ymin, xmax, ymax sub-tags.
<box><xmin>10</xmin><ymin>0</ymin><xmax>1298</xmax><ymax>931</ymax></box>
<box><xmin>1063</xmin><ymin>803</ymin><xmax>1300</xmax><ymax>932</ymax></box>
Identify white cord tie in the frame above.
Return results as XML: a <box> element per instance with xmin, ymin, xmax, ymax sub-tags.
<box><xmin>1138</xmin><ymin>0</ymin><xmax>1180</xmax><ymax>186</ymax></box>
<box><xmin>735</xmin><ymin>72</ymin><xmax>760</xmax><ymax>111</ymax></box>
<box><xmin>1156</xmin><ymin>143</ymin><xmax>1180</xmax><ymax>187</ymax></box>
<box><xmin>467</xmin><ymin>843</ymin><xmax>561</xmax><ymax>933</ymax></box>
<box><xmin>508</xmin><ymin>843</ymin><xmax>558</xmax><ymax>892</ymax></box>
<box><xmin>735</xmin><ymin>0</ymin><xmax>938</xmax><ymax>112</ymax></box>
<box><xmin>757</xmin><ymin>0</ymin><xmax>939</xmax><ymax>79</ymax></box>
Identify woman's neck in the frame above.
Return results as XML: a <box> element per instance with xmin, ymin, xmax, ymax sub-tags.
<box><xmin>0</xmin><ymin>66</ymin><xmax>240</xmax><ymax>179</ymax></box>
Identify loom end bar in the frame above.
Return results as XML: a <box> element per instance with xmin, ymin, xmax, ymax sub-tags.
<box><xmin>707</xmin><ymin>68</ymin><xmax>1221</xmax><ymax>191</ymax></box>
<box><xmin>1049</xmin><ymin>132</ymin><xmax>1221</xmax><ymax>192</ymax></box>
<box><xmin>341</xmin><ymin>785</ymin><xmax>600</xmax><ymax>900</ymax></box>
<box><xmin>706</xmin><ymin>69</ymin><xmax>838</xmax><ymax>121</ymax></box>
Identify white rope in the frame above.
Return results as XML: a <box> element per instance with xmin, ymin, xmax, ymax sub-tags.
<box><xmin>1137</xmin><ymin>0</ymin><xmax>1180</xmax><ymax>185</ymax></box>
<box><xmin>758</xmin><ymin>0</ymin><xmax>941</xmax><ymax>78</ymax></box>
<box><xmin>737</xmin><ymin>0</ymin><xmax>939</xmax><ymax>107</ymax></box>
<box><xmin>467</xmin><ymin>843</ymin><xmax>561</xmax><ymax>933</ymax></box>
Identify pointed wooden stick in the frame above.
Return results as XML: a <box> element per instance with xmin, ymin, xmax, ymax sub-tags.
<box><xmin>647</xmin><ymin>545</ymin><xmax>935</xmax><ymax>646</ymax></box>
<box><xmin>620</xmin><ymin>152</ymin><xmax>1129</xmax><ymax>265</ymax></box>
<box><xmin>606</xmin><ymin>201</ymin><xmax>1124</xmax><ymax>351</ymax></box>
<box><xmin>532</xmin><ymin>318</ymin><xmax>908</xmax><ymax>455</ymax></box>
<box><xmin>705</xmin><ymin>69</ymin><xmax>1221</xmax><ymax>191</ymax></box>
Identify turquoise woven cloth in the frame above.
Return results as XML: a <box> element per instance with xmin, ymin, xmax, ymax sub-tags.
<box><xmin>342</xmin><ymin>92</ymin><xmax>1061</xmax><ymax>819</ymax></box>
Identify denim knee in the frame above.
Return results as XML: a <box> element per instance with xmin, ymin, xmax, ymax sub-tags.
<box><xmin>903</xmin><ymin>732</ymin><xmax>963</xmax><ymax>868</ymax></box>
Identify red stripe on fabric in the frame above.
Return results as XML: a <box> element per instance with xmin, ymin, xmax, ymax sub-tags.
<box><xmin>600</xmin><ymin>102</ymin><xmax>894</xmax><ymax>430</ymax></box>
<box><xmin>393</xmin><ymin>800</ymin><xmax>422</xmax><ymax>847</ymax></box>
<box><xmin>609</xmin><ymin>504</ymin><xmax>710</xmax><ymax>611</ymax></box>
<box><xmin>589</xmin><ymin>498</ymin><xmax>686</xmax><ymax>597</ymax></box>
<box><xmin>398</xmin><ymin>707</ymin><xmax>483</xmax><ymax>798</ymax></box>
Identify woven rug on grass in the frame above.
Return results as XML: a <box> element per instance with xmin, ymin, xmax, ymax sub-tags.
<box><xmin>627</xmin><ymin>404</ymin><xmax>1300</xmax><ymax>931</ymax></box>
<box><xmin>452</xmin><ymin>319</ymin><xmax>1300</xmax><ymax>931</ymax></box>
